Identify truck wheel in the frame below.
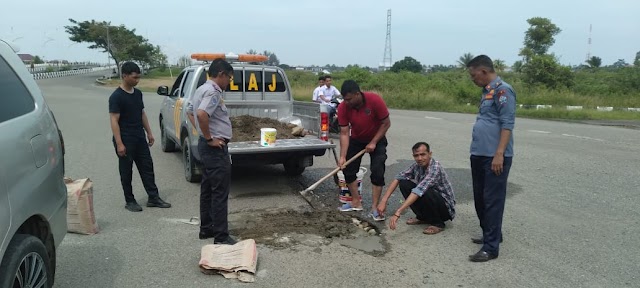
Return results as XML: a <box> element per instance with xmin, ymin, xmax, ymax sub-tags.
<box><xmin>160</xmin><ymin>121</ymin><xmax>176</xmax><ymax>152</ymax></box>
<box><xmin>0</xmin><ymin>234</ymin><xmax>52</xmax><ymax>288</ymax></box>
<box><xmin>182</xmin><ymin>137</ymin><xmax>202</xmax><ymax>183</ymax></box>
<box><xmin>284</xmin><ymin>159</ymin><xmax>305</xmax><ymax>176</ymax></box>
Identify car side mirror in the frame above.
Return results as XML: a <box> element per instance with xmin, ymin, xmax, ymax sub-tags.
<box><xmin>157</xmin><ymin>86</ymin><xmax>169</xmax><ymax>96</ymax></box>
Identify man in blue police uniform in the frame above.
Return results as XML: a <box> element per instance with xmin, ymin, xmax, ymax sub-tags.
<box><xmin>466</xmin><ymin>55</ymin><xmax>516</xmax><ymax>262</ymax></box>
<box><xmin>187</xmin><ymin>59</ymin><xmax>237</xmax><ymax>245</ymax></box>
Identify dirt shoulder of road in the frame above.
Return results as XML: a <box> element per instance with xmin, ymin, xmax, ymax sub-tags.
<box><xmin>98</xmin><ymin>76</ymin><xmax>174</xmax><ymax>93</ymax></box>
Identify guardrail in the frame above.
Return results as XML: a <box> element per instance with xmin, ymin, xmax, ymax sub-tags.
<box><xmin>32</xmin><ymin>66</ymin><xmax>116</xmax><ymax>80</ymax></box>
<box><xmin>25</xmin><ymin>62</ymin><xmax>102</xmax><ymax>73</ymax></box>
<box><xmin>516</xmin><ymin>104</ymin><xmax>640</xmax><ymax>112</ymax></box>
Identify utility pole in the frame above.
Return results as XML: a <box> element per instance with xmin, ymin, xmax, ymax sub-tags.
<box><xmin>586</xmin><ymin>24</ymin><xmax>592</xmax><ymax>62</ymax></box>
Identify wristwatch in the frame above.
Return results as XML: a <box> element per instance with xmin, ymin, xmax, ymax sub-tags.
<box><xmin>206</xmin><ymin>137</ymin><xmax>214</xmax><ymax>142</ymax></box>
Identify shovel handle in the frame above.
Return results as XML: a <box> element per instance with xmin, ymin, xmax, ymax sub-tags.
<box><xmin>306</xmin><ymin>149</ymin><xmax>366</xmax><ymax>191</ymax></box>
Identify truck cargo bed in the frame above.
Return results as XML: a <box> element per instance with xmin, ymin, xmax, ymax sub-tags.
<box><xmin>228</xmin><ymin>137</ymin><xmax>334</xmax><ymax>154</ymax></box>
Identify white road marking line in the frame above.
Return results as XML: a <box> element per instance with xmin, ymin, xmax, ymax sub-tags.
<box><xmin>424</xmin><ymin>116</ymin><xmax>442</xmax><ymax>120</ymax></box>
<box><xmin>561</xmin><ymin>134</ymin><xmax>605</xmax><ymax>142</ymax></box>
<box><xmin>528</xmin><ymin>130</ymin><xmax>551</xmax><ymax>134</ymax></box>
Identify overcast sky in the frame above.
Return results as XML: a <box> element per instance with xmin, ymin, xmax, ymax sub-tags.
<box><xmin>2</xmin><ymin>0</ymin><xmax>639</xmax><ymax>67</ymax></box>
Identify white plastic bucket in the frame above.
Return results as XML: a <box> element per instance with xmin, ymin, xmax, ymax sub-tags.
<box><xmin>260</xmin><ymin>128</ymin><xmax>277</xmax><ymax>147</ymax></box>
<box><xmin>337</xmin><ymin>167</ymin><xmax>368</xmax><ymax>203</ymax></box>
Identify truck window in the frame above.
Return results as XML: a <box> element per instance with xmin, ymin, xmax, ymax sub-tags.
<box><xmin>264</xmin><ymin>69</ymin><xmax>288</xmax><ymax>101</ymax></box>
<box><xmin>264</xmin><ymin>71</ymin><xmax>286</xmax><ymax>92</ymax></box>
<box><xmin>181</xmin><ymin>70</ymin><xmax>195</xmax><ymax>97</ymax></box>
<box><xmin>224</xmin><ymin>69</ymin><xmax>244</xmax><ymax>101</ymax></box>
<box><xmin>197</xmin><ymin>69</ymin><xmax>207</xmax><ymax>87</ymax></box>
<box><xmin>244</xmin><ymin>69</ymin><xmax>262</xmax><ymax>101</ymax></box>
<box><xmin>170</xmin><ymin>71</ymin><xmax>185</xmax><ymax>96</ymax></box>
<box><xmin>225</xmin><ymin>69</ymin><xmax>244</xmax><ymax>92</ymax></box>
<box><xmin>0</xmin><ymin>56</ymin><xmax>36</xmax><ymax>123</ymax></box>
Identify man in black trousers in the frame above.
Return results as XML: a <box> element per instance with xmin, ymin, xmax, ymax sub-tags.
<box><xmin>109</xmin><ymin>61</ymin><xmax>171</xmax><ymax>212</ymax></box>
<box><xmin>466</xmin><ymin>55</ymin><xmax>516</xmax><ymax>262</ymax></box>
<box><xmin>187</xmin><ymin>59</ymin><xmax>237</xmax><ymax>245</ymax></box>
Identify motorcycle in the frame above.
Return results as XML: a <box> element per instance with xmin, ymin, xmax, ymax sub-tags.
<box><xmin>329</xmin><ymin>95</ymin><xmax>343</xmax><ymax>134</ymax></box>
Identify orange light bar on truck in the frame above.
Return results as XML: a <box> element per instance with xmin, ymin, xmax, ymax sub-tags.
<box><xmin>191</xmin><ymin>53</ymin><xmax>268</xmax><ymax>63</ymax></box>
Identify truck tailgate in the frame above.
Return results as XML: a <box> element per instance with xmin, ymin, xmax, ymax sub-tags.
<box><xmin>228</xmin><ymin>137</ymin><xmax>335</xmax><ymax>154</ymax></box>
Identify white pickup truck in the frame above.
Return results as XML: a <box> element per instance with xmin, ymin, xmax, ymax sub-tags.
<box><xmin>156</xmin><ymin>53</ymin><xmax>335</xmax><ymax>182</ymax></box>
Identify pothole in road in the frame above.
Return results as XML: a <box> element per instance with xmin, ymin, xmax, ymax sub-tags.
<box><xmin>228</xmin><ymin>208</ymin><xmax>389</xmax><ymax>256</ymax></box>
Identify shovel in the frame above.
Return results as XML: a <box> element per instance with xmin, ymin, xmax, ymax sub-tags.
<box><xmin>299</xmin><ymin>149</ymin><xmax>366</xmax><ymax>207</ymax></box>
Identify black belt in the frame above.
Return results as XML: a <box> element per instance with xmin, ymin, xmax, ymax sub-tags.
<box><xmin>200</xmin><ymin>136</ymin><xmax>230</xmax><ymax>143</ymax></box>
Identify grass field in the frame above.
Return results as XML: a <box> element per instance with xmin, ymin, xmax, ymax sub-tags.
<box><xmin>123</xmin><ymin>68</ymin><xmax>640</xmax><ymax>121</ymax></box>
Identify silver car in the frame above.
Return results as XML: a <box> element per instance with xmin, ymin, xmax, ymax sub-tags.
<box><xmin>0</xmin><ymin>39</ymin><xmax>67</xmax><ymax>287</ymax></box>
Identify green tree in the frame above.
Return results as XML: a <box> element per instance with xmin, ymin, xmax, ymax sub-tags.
<box><xmin>493</xmin><ymin>59</ymin><xmax>506</xmax><ymax>72</ymax></box>
<box><xmin>390</xmin><ymin>56</ymin><xmax>423</xmax><ymax>73</ymax></box>
<box><xmin>522</xmin><ymin>54</ymin><xmax>574</xmax><ymax>88</ymax></box>
<box><xmin>343</xmin><ymin>65</ymin><xmax>371</xmax><ymax>84</ymax></box>
<box><xmin>262</xmin><ymin>50</ymin><xmax>280</xmax><ymax>66</ymax></box>
<box><xmin>512</xmin><ymin>60</ymin><xmax>524</xmax><ymax>73</ymax></box>
<box><xmin>32</xmin><ymin>55</ymin><xmax>44</xmax><ymax>64</ymax></box>
<box><xmin>177</xmin><ymin>55</ymin><xmax>192</xmax><ymax>67</ymax></box>
<box><xmin>428</xmin><ymin>64</ymin><xmax>456</xmax><ymax>73</ymax></box>
<box><xmin>611</xmin><ymin>59</ymin><xmax>628</xmax><ymax>68</ymax></box>
<box><xmin>634</xmin><ymin>51</ymin><xmax>640</xmax><ymax>67</ymax></box>
<box><xmin>518</xmin><ymin>17</ymin><xmax>561</xmax><ymax>61</ymax></box>
<box><xmin>65</xmin><ymin>19</ymin><xmax>166</xmax><ymax>72</ymax></box>
<box><xmin>457</xmin><ymin>53</ymin><xmax>474</xmax><ymax>69</ymax></box>
<box><xmin>148</xmin><ymin>45</ymin><xmax>168</xmax><ymax>69</ymax></box>
<box><xmin>586</xmin><ymin>56</ymin><xmax>602</xmax><ymax>68</ymax></box>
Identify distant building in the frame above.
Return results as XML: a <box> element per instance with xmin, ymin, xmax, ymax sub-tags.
<box><xmin>18</xmin><ymin>54</ymin><xmax>34</xmax><ymax>64</ymax></box>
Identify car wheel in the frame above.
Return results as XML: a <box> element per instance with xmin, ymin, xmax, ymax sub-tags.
<box><xmin>0</xmin><ymin>234</ymin><xmax>52</xmax><ymax>288</ymax></box>
<box><xmin>160</xmin><ymin>121</ymin><xmax>176</xmax><ymax>152</ymax></box>
<box><xmin>183</xmin><ymin>137</ymin><xmax>201</xmax><ymax>183</ymax></box>
<box><xmin>283</xmin><ymin>158</ymin><xmax>305</xmax><ymax>176</ymax></box>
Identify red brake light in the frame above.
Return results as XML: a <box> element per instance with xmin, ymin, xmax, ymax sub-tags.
<box><xmin>320</xmin><ymin>112</ymin><xmax>329</xmax><ymax>141</ymax></box>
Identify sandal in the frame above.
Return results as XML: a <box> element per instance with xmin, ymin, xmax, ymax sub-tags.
<box><xmin>406</xmin><ymin>218</ymin><xmax>427</xmax><ymax>225</ymax></box>
<box><xmin>423</xmin><ymin>226</ymin><xmax>444</xmax><ymax>235</ymax></box>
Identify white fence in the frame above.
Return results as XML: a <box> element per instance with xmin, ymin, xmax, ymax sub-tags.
<box><xmin>32</xmin><ymin>66</ymin><xmax>116</xmax><ymax>80</ymax></box>
<box><xmin>25</xmin><ymin>62</ymin><xmax>102</xmax><ymax>73</ymax></box>
<box><xmin>512</xmin><ymin>104</ymin><xmax>640</xmax><ymax>112</ymax></box>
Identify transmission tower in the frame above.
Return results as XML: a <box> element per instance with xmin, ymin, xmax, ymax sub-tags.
<box><xmin>381</xmin><ymin>9</ymin><xmax>392</xmax><ymax>71</ymax></box>
<box><xmin>586</xmin><ymin>24</ymin><xmax>592</xmax><ymax>61</ymax></box>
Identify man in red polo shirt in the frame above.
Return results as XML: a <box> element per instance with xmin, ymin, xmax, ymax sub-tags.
<box><xmin>337</xmin><ymin>80</ymin><xmax>391</xmax><ymax>220</ymax></box>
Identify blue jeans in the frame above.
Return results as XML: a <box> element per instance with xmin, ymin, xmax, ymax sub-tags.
<box><xmin>470</xmin><ymin>155</ymin><xmax>513</xmax><ymax>256</ymax></box>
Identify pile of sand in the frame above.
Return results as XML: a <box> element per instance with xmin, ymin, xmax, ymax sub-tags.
<box><xmin>230</xmin><ymin>115</ymin><xmax>304</xmax><ymax>142</ymax></box>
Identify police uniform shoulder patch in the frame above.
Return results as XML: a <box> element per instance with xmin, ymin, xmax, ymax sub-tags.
<box><xmin>497</xmin><ymin>89</ymin><xmax>507</xmax><ymax>105</ymax></box>
<box><xmin>485</xmin><ymin>89</ymin><xmax>495</xmax><ymax>100</ymax></box>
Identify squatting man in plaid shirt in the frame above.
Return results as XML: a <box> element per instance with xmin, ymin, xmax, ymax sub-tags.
<box><xmin>377</xmin><ymin>142</ymin><xmax>456</xmax><ymax>235</ymax></box>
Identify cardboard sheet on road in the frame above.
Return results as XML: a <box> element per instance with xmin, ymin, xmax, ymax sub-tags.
<box><xmin>199</xmin><ymin>239</ymin><xmax>258</xmax><ymax>283</ymax></box>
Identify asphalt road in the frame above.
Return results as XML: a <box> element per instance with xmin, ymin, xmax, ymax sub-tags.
<box><xmin>40</xmin><ymin>73</ymin><xmax>640</xmax><ymax>287</ymax></box>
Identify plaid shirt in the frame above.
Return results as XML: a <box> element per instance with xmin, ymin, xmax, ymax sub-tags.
<box><xmin>395</xmin><ymin>158</ymin><xmax>456</xmax><ymax>219</ymax></box>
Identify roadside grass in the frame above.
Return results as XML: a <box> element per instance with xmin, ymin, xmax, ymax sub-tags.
<box><xmin>140</xmin><ymin>68</ymin><xmax>640</xmax><ymax>121</ymax></box>
<box><xmin>292</xmin><ymin>85</ymin><xmax>640</xmax><ymax>121</ymax></box>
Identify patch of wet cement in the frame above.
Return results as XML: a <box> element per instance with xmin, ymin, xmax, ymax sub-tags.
<box><xmin>228</xmin><ymin>208</ymin><xmax>390</xmax><ymax>256</ymax></box>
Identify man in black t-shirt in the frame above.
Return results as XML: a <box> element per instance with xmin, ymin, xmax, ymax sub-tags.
<box><xmin>109</xmin><ymin>62</ymin><xmax>171</xmax><ymax>212</ymax></box>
